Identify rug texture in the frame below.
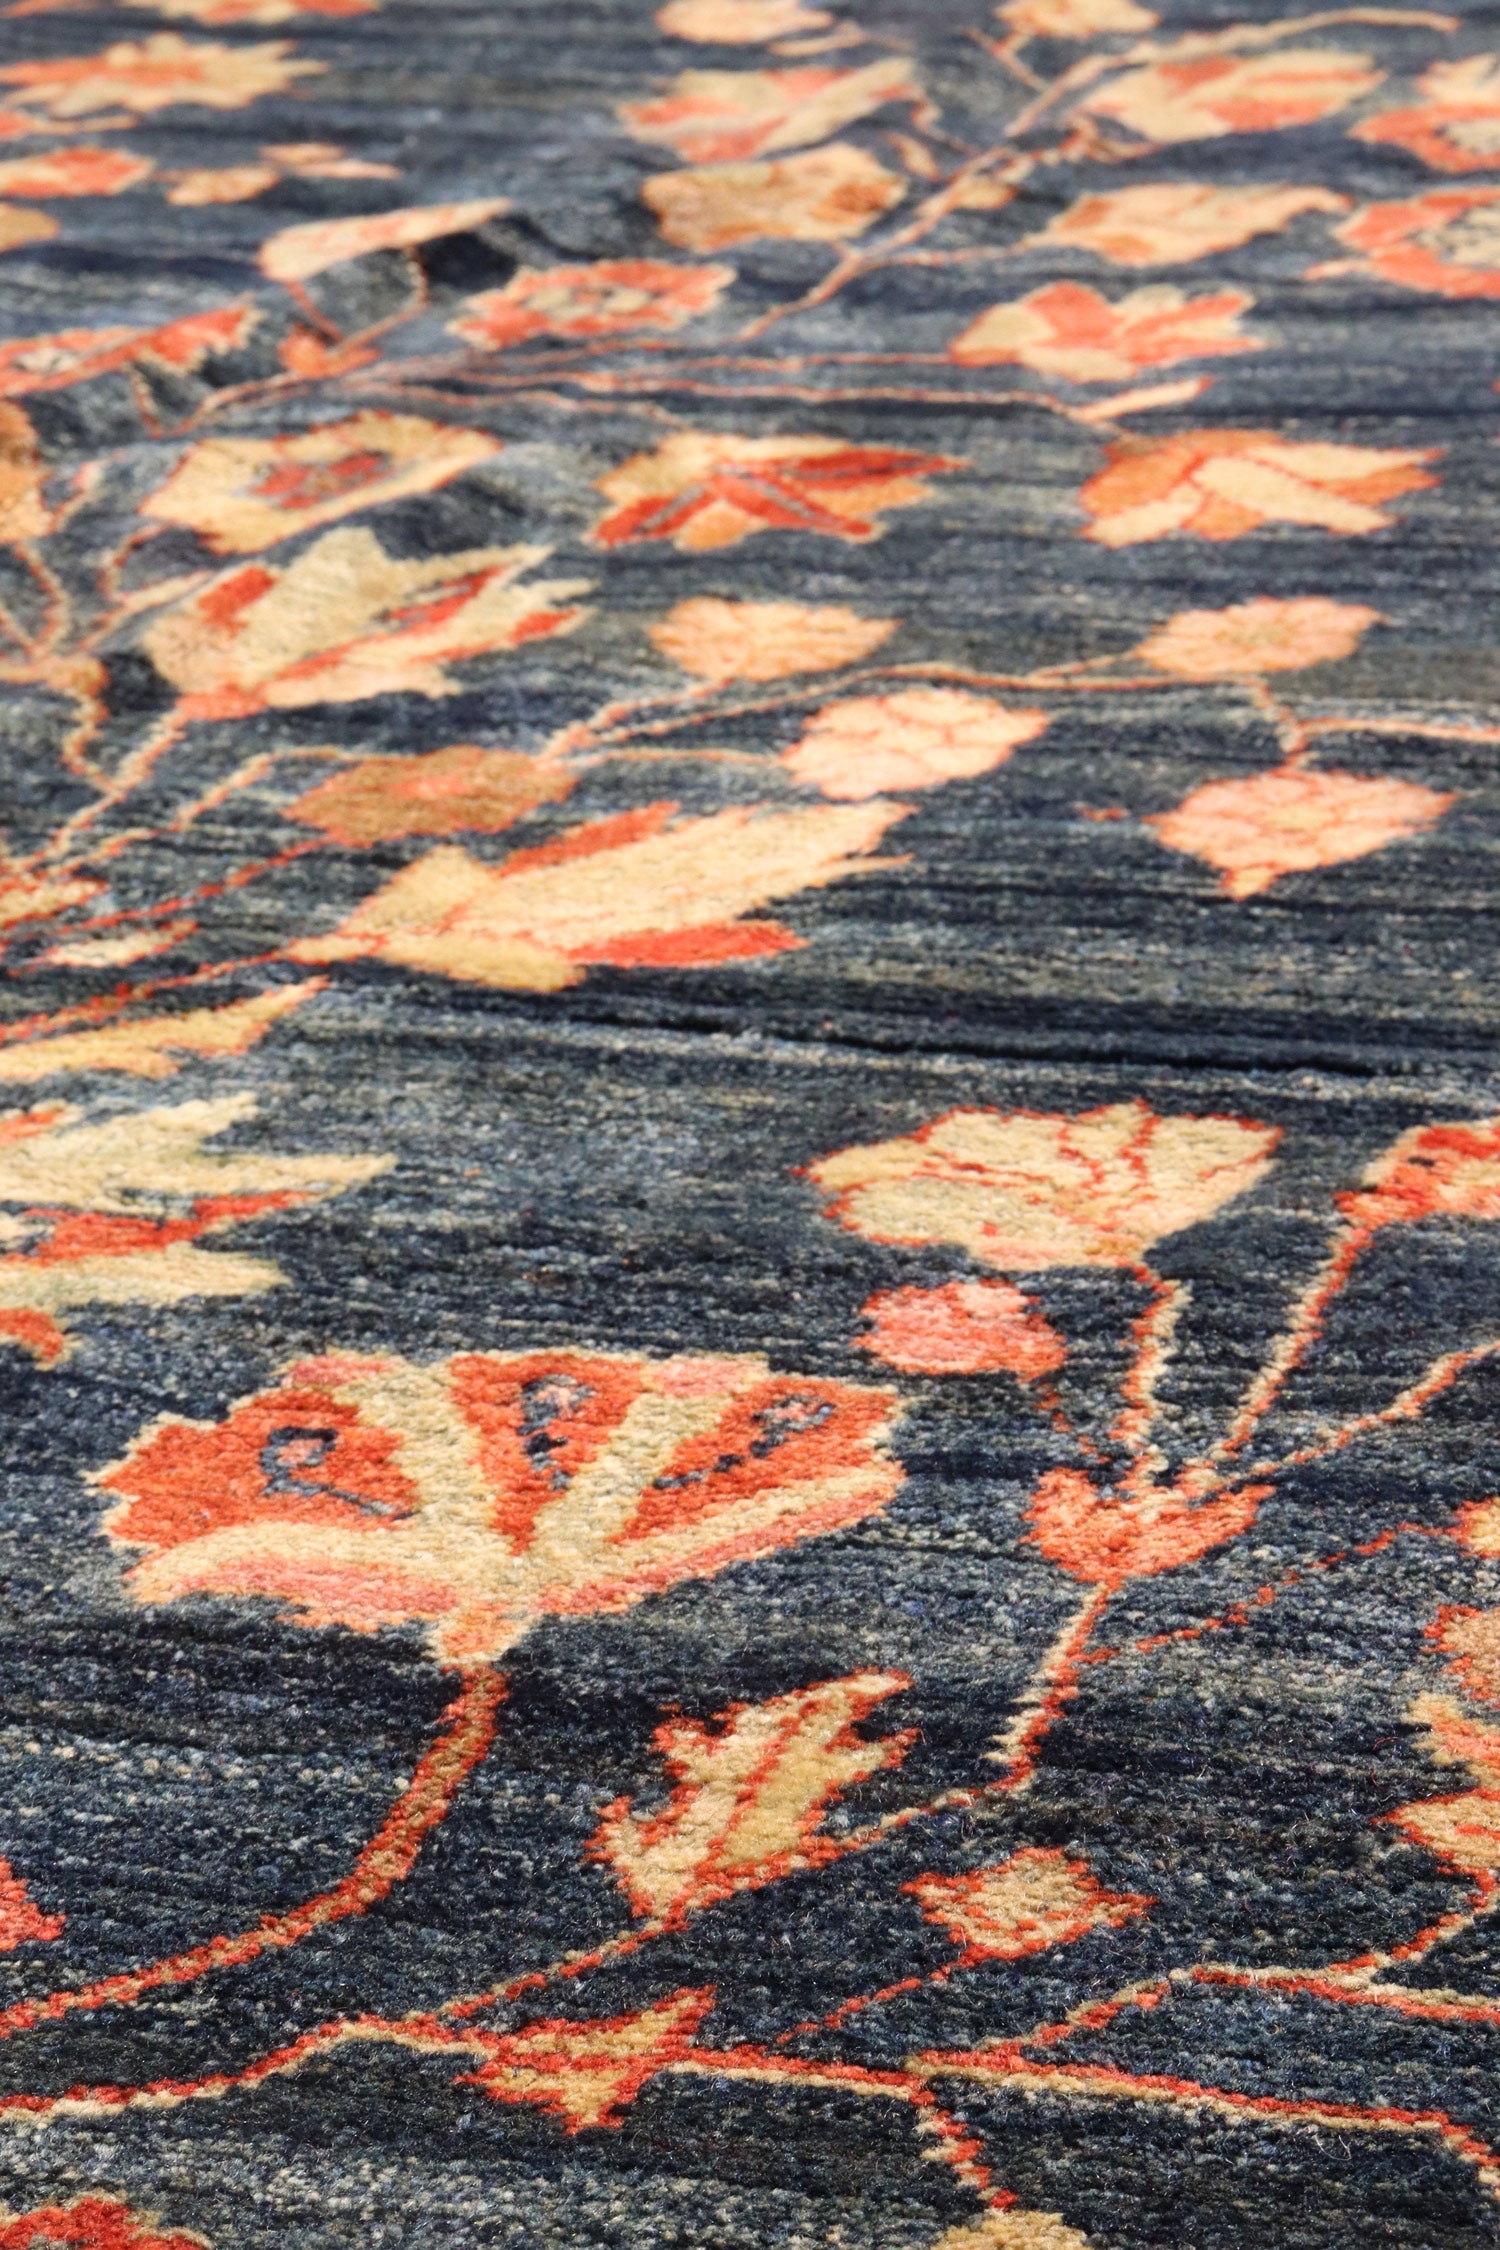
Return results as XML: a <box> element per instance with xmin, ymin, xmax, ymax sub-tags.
<box><xmin>0</xmin><ymin>0</ymin><xmax>1495</xmax><ymax>2241</ymax></box>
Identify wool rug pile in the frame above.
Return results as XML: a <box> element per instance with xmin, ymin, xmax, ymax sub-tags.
<box><xmin>0</xmin><ymin>0</ymin><xmax>1494</xmax><ymax>2240</ymax></box>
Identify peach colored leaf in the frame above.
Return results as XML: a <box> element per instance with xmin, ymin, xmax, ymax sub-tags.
<box><xmin>1147</xmin><ymin>768</ymin><xmax>1452</xmax><ymax>896</ymax></box>
<box><xmin>855</xmin><ymin>1280</ymin><xmax>1065</xmax><ymax>1379</ymax></box>
<box><xmin>783</xmin><ymin>688</ymin><xmax>1047</xmax><ymax>798</ymax></box>
<box><xmin>0</xmin><ymin>981</ymin><xmax>326</xmax><ymax>1084</ymax></box>
<box><xmin>649</xmin><ymin>596</ymin><xmax>897</xmax><ymax>683</ymax></box>
<box><xmin>592</xmin><ymin>1670</ymin><xmax>912</xmax><ymax>1922</ymax></box>
<box><xmin>462</xmin><ymin>1988</ymin><xmax>714</xmax><ymax>2130</ymax></box>
<box><xmin>906</xmin><ymin>1846</ymin><xmax>1149</xmax><ymax>1962</ymax></box>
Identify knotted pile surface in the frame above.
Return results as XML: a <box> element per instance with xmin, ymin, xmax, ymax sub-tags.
<box><xmin>0</xmin><ymin>0</ymin><xmax>1495</xmax><ymax>2242</ymax></box>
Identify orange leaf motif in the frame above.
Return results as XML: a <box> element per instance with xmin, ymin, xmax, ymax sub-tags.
<box><xmin>1083</xmin><ymin>47</ymin><xmax>1381</xmax><ymax>144</ymax></box>
<box><xmin>643</xmin><ymin>142</ymin><xmax>905</xmax><ymax>250</ymax></box>
<box><xmin>288</xmin><ymin>745</ymin><xmax>573</xmax><ymax>847</ymax></box>
<box><xmin>0</xmin><ymin>2200</ymin><xmax>203</xmax><ymax>2250</ymax></box>
<box><xmin>462</xmin><ymin>1989</ymin><xmax>714</xmax><ymax>2130</ymax></box>
<box><xmin>0</xmin><ymin>148</ymin><xmax>152</xmax><ymax>196</ymax></box>
<box><xmin>1336</xmin><ymin>1116</ymin><xmax>1500</xmax><ymax>1232</ymax></box>
<box><xmin>1080</xmin><ymin>429</ymin><xmax>1438</xmax><ymax>546</ymax></box>
<box><xmin>1328</xmin><ymin>189</ymin><xmax>1500</xmax><ymax>299</ymax></box>
<box><xmin>1036</xmin><ymin>181</ymin><xmax>1348</xmax><ymax>267</ymax></box>
<box><xmin>783</xmin><ymin>690</ymin><xmax>1048</xmax><ymax>799</ymax></box>
<box><xmin>856</xmin><ymin>1280</ymin><xmax>1066</xmax><ymax>1380</ymax></box>
<box><xmin>1432</xmin><ymin>1606</ymin><xmax>1500</xmax><ymax>1708</ymax></box>
<box><xmin>592</xmin><ymin>431</ymin><xmax>960</xmax><ymax>550</ymax></box>
<box><xmin>0</xmin><ymin>33</ymin><xmax>321</xmax><ymax>117</ymax></box>
<box><xmin>809</xmin><ymin>1100</ymin><xmax>1278</xmax><ymax>1269</ymax></box>
<box><xmin>950</xmin><ymin>282</ymin><xmax>1259</xmax><ymax>383</ymax></box>
<box><xmin>1137</xmin><ymin>596</ymin><xmax>1381</xmax><ymax>678</ymax></box>
<box><xmin>591</xmin><ymin>1671</ymin><xmax>911</xmax><ymax>1923</ymax></box>
<box><xmin>906</xmin><ymin>1846</ymin><xmax>1149</xmax><ymax>1962</ymax></box>
<box><xmin>99</xmin><ymin>1348</ymin><xmax>905</xmax><ymax>1659</ymax></box>
<box><xmin>0</xmin><ymin>1859</ymin><xmax>62</xmax><ymax>1949</ymax></box>
<box><xmin>1353</xmin><ymin>55</ymin><xmax>1500</xmax><ymax>173</ymax></box>
<box><xmin>1025</xmin><ymin>1464</ymin><xmax>1267</xmax><ymax>1585</ymax></box>
<box><xmin>1390</xmin><ymin>1695</ymin><xmax>1500</xmax><ymax>1874</ymax></box>
<box><xmin>649</xmin><ymin>597</ymin><xmax>897</xmax><ymax>683</ymax></box>
<box><xmin>619</xmin><ymin>57</ymin><xmax>918</xmax><ymax>164</ymax></box>
<box><xmin>1147</xmin><ymin>768</ymin><xmax>1452</xmax><ymax>896</ymax></box>
<box><xmin>448</xmin><ymin>259</ymin><xmax>734</xmax><ymax>350</ymax></box>
<box><xmin>290</xmin><ymin>800</ymin><xmax>907</xmax><ymax>990</ymax></box>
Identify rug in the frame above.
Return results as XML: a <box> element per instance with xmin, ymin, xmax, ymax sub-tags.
<box><xmin>0</xmin><ymin>0</ymin><xmax>1495</xmax><ymax>2240</ymax></box>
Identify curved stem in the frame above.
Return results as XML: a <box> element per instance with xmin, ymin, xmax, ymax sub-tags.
<box><xmin>0</xmin><ymin>1663</ymin><xmax>504</xmax><ymax>2045</ymax></box>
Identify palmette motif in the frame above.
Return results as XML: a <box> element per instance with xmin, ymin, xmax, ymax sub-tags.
<box><xmin>0</xmin><ymin>0</ymin><xmax>1496</xmax><ymax>2238</ymax></box>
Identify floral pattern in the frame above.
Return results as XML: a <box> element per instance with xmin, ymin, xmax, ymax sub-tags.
<box><xmin>0</xmin><ymin>0</ymin><xmax>1497</xmax><ymax>2239</ymax></box>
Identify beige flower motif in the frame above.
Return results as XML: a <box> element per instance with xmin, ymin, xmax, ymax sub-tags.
<box><xmin>143</xmin><ymin>412</ymin><xmax>500</xmax><ymax>555</ymax></box>
<box><xmin>950</xmin><ymin>282</ymin><xmax>1258</xmax><ymax>383</ymax></box>
<box><xmin>1147</xmin><ymin>767</ymin><xmax>1453</xmax><ymax>896</ymax></box>
<box><xmin>649</xmin><ymin>597</ymin><xmax>897</xmax><ymax>682</ymax></box>
<box><xmin>1082</xmin><ymin>46</ymin><xmax>1382</xmax><ymax>145</ymax></box>
<box><xmin>1137</xmin><ymin>596</ymin><xmax>1382</xmax><ymax>678</ymax></box>
<box><xmin>783</xmin><ymin>688</ymin><xmax>1048</xmax><ymax>798</ymax></box>
<box><xmin>258</xmin><ymin>198</ymin><xmax>507</xmax><ymax>284</ymax></box>
<box><xmin>619</xmin><ymin>57</ymin><xmax>918</xmax><ymax>165</ymax></box>
<box><xmin>808</xmin><ymin>1099</ymin><xmax>1279</xmax><ymax>1268</ymax></box>
<box><xmin>0</xmin><ymin>34</ymin><xmax>322</xmax><ymax>119</ymax></box>
<box><xmin>906</xmin><ymin>1847</ymin><xmax>1149</xmax><ymax>1963</ymax></box>
<box><xmin>142</xmin><ymin>528</ymin><xmax>588</xmax><ymax>716</ymax></box>
<box><xmin>643</xmin><ymin>142</ymin><xmax>904</xmax><ymax>250</ymax></box>
<box><xmin>999</xmin><ymin>0</ymin><xmax>1156</xmax><ymax>34</ymax></box>
<box><xmin>1079</xmin><ymin>429</ymin><xmax>1438</xmax><ymax>546</ymax></box>
<box><xmin>289</xmin><ymin>798</ymin><xmax>908</xmax><ymax>989</ymax></box>
<box><xmin>655</xmin><ymin>0</ymin><xmax>832</xmax><ymax>39</ymax></box>
<box><xmin>1036</xmin><ymin>181</ymin><xmax>1348</xmax><ymax>266</ymax></box>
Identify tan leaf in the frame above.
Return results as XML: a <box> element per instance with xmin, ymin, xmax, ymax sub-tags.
<box><xmin>642</xmin><ymin>143</ymin><xmax>905</xmax><ymax>251</ymax></box>
<box><xmin>462</xmin><ymin>1988</ymin><xmax>714</xmax><ymax>2130</ymax></box>
<box><xmin>257</xmin><ymin>198</ymin><xmax>508</xmax><ymax>283</ymax></box>
<box><xmin>592</xmin><ymin>1671</ymin><xmax>911</xmax><ymax>1922</ymax></box>
<box><xmin>288</xmin><ymin>745</ymin><xmax>573</xmax><ymax>847</ymax></box>
<box><xmin>809</xmin><ymin>1099</ymin><xmax>1278</xmax><ymax>1269</ymax></box>
<box><xmin>1136</xmin><ymin>597</ymin><xmax>1381</xmax><ymax>678</ymax></box>
<box><xmin>1036</xmin><ymin>182</ymin><xmax>1348</xmax><ymax>268</ymax></box>
<box><xmin>289</xmin><ymin>800</ymin><xmax>908</xmax><ymax>990</ymax></box>
<box><xmin>1147</xmin><ymin>768</ymin><xmax>1452</xmax><ymax>897</ymax></box>
<box><xmin>655</xmin><ymin>0</ymin><xmax>832</xmax><ymax>41</ymax></box>
<box><xmin>1389</xmin><ymin>1694</ymin><xmax>1500</xmax><ymax>1874</ymax></box>
<box><xmin>649</xmin><ymin>597</ymin><xmax>897</xmax><ymax>683</ymax></box>
<box><xmin>932</xmin><ymin>2208</ymin><xmax>1094</xmax><ymax>2250</ymax></box>
<box><xmin>0</xmin><ymin>981</ymin><xmax>325</xmax><ymax>1084</ymax></box>
<box><xmin>619</xmin><ymin>57</ymin><xmax>918</xmax><ymax>165</ymax></box>
<box><xmin>783</xmin><ymin>689</ymin><xmax>1048</xmax><ymax>798</ymax></box>
<box><xmin>0</xmin><ymin>205</ymin><xmax>59</xmax><ymax>258</ymax></box>
<box><xmin>906</xmin><ymin>1846</ymin><xmax>1150</xmax><ymax>1962</ymax></box>
<box><xmin>1082</xmin><ymin>48</ymin><xmax>1382</xmax><ymax>145</ymax></box>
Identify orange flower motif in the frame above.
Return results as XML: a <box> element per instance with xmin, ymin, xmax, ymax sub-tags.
<box><xmin>1037</xmin><ymin>181</ymin><xmax>1347</xmax><ymax>266</ymax></box>
<box><xmin>258</xmin><ymin>198</ymin><xmax>508</xmax><ymax>284</ymax></box>
<box><xmin>1079</xmin><ymin>429</ymin><xmax>1438</xmax><ymax>546</ymax></box>
<box><xmin>1083</xmin><ymin>46</ymin><xmax>1381</xmax><ymax>144</ymax></box>
<box><xmin>1026</xmin><ymin>1463</ymin><xmax>1267</xmax><ymax>1584</ymax></box>
<box><xmin>656</xmin><ymin>0</ymin><xmax>832</xmax><ymax>40</ymax></box>
<box><xmin>856</xmin><ymin>1280</ymin><xmax>1066</xmax><ymax>1379</ymax></box>
<box><xmin>98</xmin><ymin>1345</ymin><xmax>906</xmax><ymax>1659</ymax></box>
<box><xmin>1353</xmin><ymin>55</ymin><xmax>1500</xmax><ymax>172</ymax></box>
<box><xmin>0</xmin><ymin>149</ymin><xmax>152</xmax><ymax>197</ymax></box>
<box><xmin>0</xmin><ymin>2199</ymin><xmax>203</xmax><ymax>2250</ymax></box>
<box><xmin>906</xmin><ymin>1848</ymin><xmax>1149</xmax><ymax>1963</ymax></box>
<box><xmin>950</xmin><ymin>282</ymin><xmax>1259</xmax><ymax>383</ymax></box>
<box><xmin>289</xmin><ymin>744</ymin><xmax>573</xmax><ymax>847</ymax></box>
<box><xmin>0</xmin><ymin>34</ymin><xmax>322</xmax><ymax>119</ymax></box>
<box><xmin>619</xmin><ymin>57</ymin><xmax>918</xmax><ymax>164</ymax></box>
<box><xmin>783</xmin><ymin>689</ymin><xmax>1048</xmax><ymax>798</ymax></box>
<box><xmin>998</xmin><ymin>0</ymin><xmax>1157</xmax><ymax>35</ymax></box>
<box><xmin>1137</xmin><ymin>596</ymin><xmax>1381</xmax><ymax>677</ymax></box>
<box><xmin>143</xmin><ymin>411</ymin><xmax>500</xmax><ymax>555</ymax></box>
<box><xmin>650</xmin><ymin>596</ymin><xmax>897</xmax><ymax>682</ymax></box>
<box><xmin>1328</xmin><ymin>189</ymin><xmax>1500</xmax><ymax>299</ymax></box>
<box><xmin>463</xmin><ymin>1990</ymin><xmax>715</xmax><ymax>2130</ymax></box>
<box><xmin>0</xmin><ymin>305</ymin><xmax>254</xmax><ymax>396</ymax></box>
<box><xmin>592</xmin><ymin>1672</ymin><xmax>911</xmax><ymax>1923</ymax></box>
<box><xmin>643</xmin><ymin>142</ymin><xmax>905</xmax><ymax>250</ymax></box>
<box><xmin>593</xmin><ymin>431</ymin><xmax>960</xmax><ymax>550</ymax></box>
<box><xmin>448</xmin><ymin>260</ymin><xmax>733</xmax><ymax>350</ymax></box>
<box><xmin>808</xmin><ymin>1100</ymin><xmax>1279</xmax><ymax>1269</ymax></box>
<box><xmin>288</xmin><ymin>798</ymin><xmax>906</xmax><ymax>989</ymax></box>
<box><xmin>142</xmin><ymin>529</ymin><xmax>588</xmax><ymax>716</ymax></box>
<box><xmin>1336</xmin><ymin>1116</ymin><xmax>1500</xmax><ymax>1233</ymax></box>
<box><xmin>1147</xmin><ymin>767</ymin><xmax>1453</xmax><ymax>896</ymax></box>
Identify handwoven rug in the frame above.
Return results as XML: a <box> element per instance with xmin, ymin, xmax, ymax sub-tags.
<box><xmin>0</xmin><ymin>0</ymin><xmax>1494</xmax><ymax>2241</ymax></box>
